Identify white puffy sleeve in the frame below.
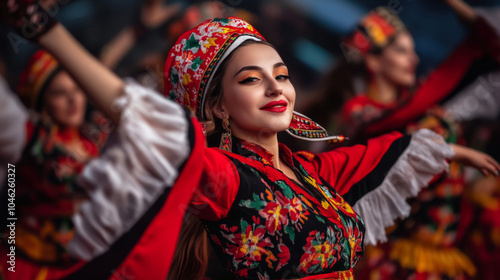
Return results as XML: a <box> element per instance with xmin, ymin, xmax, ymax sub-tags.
<box><xmin>311</xmin><ymin>129</ymin><xmax>454</xmax><ymax>245</ymax></box>
<box><xmin>352</xmin><ymin>129</ymin><xmax>454</xmax><ymax>245</ymax></box>
<box><xmin>0</xmin><ymin>76</ymin><xmax>28</xmax><ymax>186</ymax></box>
<box><xmin>68</xmin><ymin>80</ymin><xmax>192</xmax><ymax>260</ymax></box>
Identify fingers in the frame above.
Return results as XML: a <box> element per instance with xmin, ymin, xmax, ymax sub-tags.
<box><xmin>481</xmin><ymin>168</ymin><xmax>489</xmax><ymax>177</ymax></box>
<box><xmin>482</xmin><ymin>156</ymin><xmax>500</xmax><ymax>177</ymax></box>
<box><xmin>488</xmin><ymin>157</ymin><xmax>500</xmax><ymax>175</ymax></box>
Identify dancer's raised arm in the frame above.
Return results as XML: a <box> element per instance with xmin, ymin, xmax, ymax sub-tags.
<box><xmin>2</xmin><ymin>1</ymin><xmax>124</xmax><ymax>124</ymax></box>
<box><xmin>444</xmin><ymin>0</ymin><xmax>477</xmax><ymax>23</ymax></box>
<box><xmin>38</xmin><ymin>25</ymin><xmax>123</xmax><ymax>124</ymax></box>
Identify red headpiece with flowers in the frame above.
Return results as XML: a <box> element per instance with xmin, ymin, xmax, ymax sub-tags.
<box><xmin>343</xmin><ymin>7</ymin><xmax>406</xmax><ymax>57</ymax></box>
<box><xmin>164</xmin><ymin>17</ymin><xmax>345</xmax><ymax>143</ymax></box>
<box><xmin>18</xmin><ymin>50</ymin><xmax>60</xmax><ymax>111</ymax></box>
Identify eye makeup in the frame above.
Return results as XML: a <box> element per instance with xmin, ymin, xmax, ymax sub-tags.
<box><xmin>274</xmin><ymin>66</ymin><xmax>289</xmax><ymax>80</ymax></box>
<box><xmin>237</xmin><ymin>72</ymin><xmax>262</xmax><ymax>84</ymax></box>
<box><xmin>235</xmin><ymin>64</ymin><xmax>289</xmax><ymax>84</ymax></box>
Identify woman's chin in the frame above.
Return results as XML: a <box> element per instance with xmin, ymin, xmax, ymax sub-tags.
<box><xmin>268</xmin><ymin>117</ymin><xmax>292</xmax><ymax>133</ymax></box>
<box><xmin>55</xmin><ymin>117</ymin><xmax>84</xmax><ymax>128</ymax></box>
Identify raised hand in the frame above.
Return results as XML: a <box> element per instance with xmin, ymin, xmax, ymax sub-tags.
<box><xmin>2</xmin><ymin>0</ymin><xmax>123</xmax><ymax>124</ymax></box>
<box><xmin>450</xmin><ymin>144</ymin><xmax>500</xmax><ymax>176</ymax></box>
<box><xmin>442</xmin><ymin>0</ymin><xmax>476</xmax><ymax>24</ymax></box>
<box><xmin>0</xmin><ymin>0</ymin><xmax>58</xmax><ymax>41</ymax></box>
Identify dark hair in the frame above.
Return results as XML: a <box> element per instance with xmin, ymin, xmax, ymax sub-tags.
<box><xmin>35</xmin><ymin>67</ymin><xmax>62</xmax><ymax>112</ymax></box>
<box><xmin>303</xmin><ymin>29</ymin><xmax>408</xmax><ymax>132</ymax></box>
<box><xmin>303</xmin><ymin>56</ymin><xmax>368</xmax><ymax>131</ymax></box>
<box><xmin>367</xmin><ymin>34</ymin><xmax>398</xmax><ymax>55</ymax></box>
<box><xmin>166</xmin><ymin>213</ymin><xmax>209</xmax><ymax>280</ymax></box>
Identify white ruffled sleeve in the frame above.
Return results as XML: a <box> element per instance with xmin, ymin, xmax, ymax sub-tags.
<box><xmin>352</xmin><ymin>129</ymin><xmax>454</xmax><ymax>245</ymax></box>
<box><xmin>0</xmin><ymin>77</ymin><xmax>28</xmax><ymax>187</ymax></box>
<box><xmin>68</xmin><ymin>80</ymin><xmax>191</xmax><ymax>260</ymax></box>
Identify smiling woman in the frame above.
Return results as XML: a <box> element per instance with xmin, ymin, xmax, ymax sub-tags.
<box><xmin>161</xmin><ymin>17</ymin><xmax>500</xmax><ymax>279</ymax></box>
<box><xmin>41</xmin><ymin>71</ymin><xmax>87</xmax><ymax>128</ymax></box>
<box><xmin>205</xmin><ymin>41</ymin><xmax>296</xmax><ymax>156</ymax></box>
<box><xmin>1</xmin><ymin>2</ymin><xmax>499</xmax><ymax>279</ymax></box>
<box><xmin>218</xmin><ymin>43</ymin><xmax>294</xmax><ymax>140</ymax></box>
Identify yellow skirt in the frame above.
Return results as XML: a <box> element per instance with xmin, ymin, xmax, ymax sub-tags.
<box><xmin>389</xmin><ymin>238</ymin><xmax>476</xmax><ymax>278</ymax></box>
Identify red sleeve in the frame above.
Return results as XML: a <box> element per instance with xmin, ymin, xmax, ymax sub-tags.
<box><xmin>341</xmin><ymin>97</ymin><xmax>366</xmax><ymax>128</ymax></box>
<box><xmin>341</xmin><ymin>96</ymin><xmax>390</xmax><ymax>137</ymax></box>
<box><xmin>362</xmin><ymin>38</ymin><xmax>484</xmax><ymax>137</ymax></box>
<box><xmin>363</xmin><ymin>13</ymin><xmax>500</xmax><ymax>136</ymax></box>
<box><xmin>26</xmin><ymin>120</ymin><xmax>35</xmax><ymax>145</ymax></box>
<box><xmin>341</xmin><ymin>97</ymin><xmax>361</xmax><ymax>125</ymax></box>
<box><xmin>189</xmin><ymin>147</ymin><xmax>240</xmax><ymax>221</ymax></box>
<box><xmin>311</xmin><ymin>131</ymin><xmax>404</xmax><ymax>196</ymax></box>
<box><xmin>61</xmin><ymin>116</ymin><xmax>239</xmax><ymax>279</ymax></box>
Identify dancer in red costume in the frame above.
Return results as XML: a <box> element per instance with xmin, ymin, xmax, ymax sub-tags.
<box><xmin>332</xmin><ymin>2</ymin><xmax>500</xmax><ymax>280</ymax></box>
<box><xmin>0</xmin><ymin>48</ymin><xmax>109</xmax><ymax>278</ymax></box>
<box><xmin>1</xmin><ymin>1</ymin><xmax>499</xmax><ymax>279</ymax></box>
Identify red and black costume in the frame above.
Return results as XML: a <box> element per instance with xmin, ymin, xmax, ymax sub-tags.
<box><xmin>341</xmin><ymin>7</ymin><xmax>500</xmax><ymax>280</ymax></box>
<box><xmin>0</xmin><ymin>17</ymin><xmax>456</xmax><ymax>280</ymax></box>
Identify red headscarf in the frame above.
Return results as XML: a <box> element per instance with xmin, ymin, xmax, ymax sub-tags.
<box><xmin>164</xmin><ymin>17</ymin><xmax>344</xmax><ymax>142</ymax></box>
<box><xmin>17</xmin><ymin>50</ymin><xmax>60</xmax><ymax>110</ymax></box>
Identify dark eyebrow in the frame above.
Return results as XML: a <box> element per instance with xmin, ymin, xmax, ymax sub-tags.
<box><xmin>233</xmin><ymin>66</ymin><xmax>262</xmax><ymax>77</ymax></box>
<box><xmin>233</xmin><ymin>62</ymin><xmax>287</xmax><ymax>77</ymax></box>
<box><xmin>274</xmin><ymin>62</ymin><xmax>286</xmax><ymax>69</ymax></box>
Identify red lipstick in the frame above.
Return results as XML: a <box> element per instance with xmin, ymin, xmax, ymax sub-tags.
<box><xmin>260</xmin><ymin>100</ymin><xmax>288</xmax><ymax>113</ymax></box>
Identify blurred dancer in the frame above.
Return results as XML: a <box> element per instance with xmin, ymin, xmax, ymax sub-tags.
<box><xmin>0</xmin><ymin>50</ymin><xmax>109</xmax><ymax>278</ymax></box>
<box><xmin>339</xmin><ymin>3</ymin><xmax>500</xmax><ymax>139</ymax></box>
<box><xmin>322</xmin><ymin>2</ymin><xmax>500</xmax><ymax>280</ymax></box>
<box><xmin>1</xmin><ymin>1</ymin><xmax>499</xmax><ymax>279</ymax></box>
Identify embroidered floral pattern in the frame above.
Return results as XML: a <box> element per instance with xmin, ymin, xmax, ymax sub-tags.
<box><xmin>203</xmin><ymin>138</ymin><xmax>365</xmax><ymax>279</ymax></box>
<box><xmin>299</xmin><ymin>227</ymin><xmax>343</xmax><ymax>273</ymax></box>
<box><xmin>11</xmin><ymin>115</ymin><xmax>108</xmax><ymax>264</ymax></box>
<box><xmin>223</xmin><ymin>220</ymin><xmax>275</xmax><ymax>270</ymax></box>
<box><xmin>345</xmin><ymin>98</ymin><xmax>469</xmax><ymax>279</ymax></box>
<box><xmin>164</xmin><ymin>17</ymin><xmax>344</xmax><ymax>142</ymax></box>
<box><xmin>239</xmin><ymin>179</ymin><xmax>308</xmax><ymax>241</ymax></box>
<box><xmin>164</xmin><ymin>17</ymin><xmax>264</xmax><ymax>120</ymax></box>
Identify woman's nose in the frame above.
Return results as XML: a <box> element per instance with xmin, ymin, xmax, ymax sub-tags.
<box><xmin>265</xmin><ymin>78</ymin><xmax>283</xmax><ymax>97</ymax></box>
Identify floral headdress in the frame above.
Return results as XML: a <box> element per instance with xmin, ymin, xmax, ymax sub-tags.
<box><xmin>343</xmin><ymin>7</ymin><xmax>406</xmax><ymax>58</ymax></box>
<box><xmin>17</xmin><ymin>50</ymin><xmax>60</xmax><ymax>111</ymax></box>
<box><xmin>164</xmin><ymin>17</ymin><xmax>345</xmax><ymax>143</ymax></box>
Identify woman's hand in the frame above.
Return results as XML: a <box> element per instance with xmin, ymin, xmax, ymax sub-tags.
<box><xmin>450</xmin><ymin>144</ymin><xmax>500</xmax><ymax>176</ymax></box>
<box><xmin>443</xmin><ymin>0</ymin><xmax>477</xmax><ymax>24</ymax></box>
<box><xmin>2</xmin><ymin>0</ymin><xmax>124</xmax><ymax>124</ymax></box>
<box><xmin>0</xmin><ymin>0</ymin><xmax>58</xmax><ymax>41</ymax></box>
<box><xmin>140</xmin><ymin>0</ymin><xmax>182</xmax><ymax>29</ymax></box>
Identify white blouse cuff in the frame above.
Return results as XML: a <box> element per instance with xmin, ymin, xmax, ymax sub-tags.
<box><xmin>353</xmin><ymin>129</ymin><xmax>454</xmax><ymax>245</ymax></box>
<box><xmin>0</xmin><ymin>77</ymin><xmax>28</xmax><ymax>185</ymax></box>
<box><xmin>68</xmin><ymin>80</ymin><xmax>191</xmax><ymax>260</ymax></box>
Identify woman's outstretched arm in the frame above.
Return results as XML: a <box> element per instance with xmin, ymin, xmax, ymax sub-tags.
<box><xmin>450</xmin><ymin>143</ymin><xmax>500</xmax><ymax>176</ymax></box>
<box><xmin>39</xmin><ymin>24</ymin><xmax>123</xmax><ymax>124</ymax></box>
<box><xmin>2</xmin><ymin>0</ymin><xmax>124</xmax><ymax>124</ymax></box>
<box><xmin>444</xmin><ymin>0</ymin><xmax>477</xmax><ymax>23</ymax></box>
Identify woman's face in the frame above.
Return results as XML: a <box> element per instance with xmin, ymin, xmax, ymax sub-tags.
<box><xmin>219</xmin><ymin>43</ymin><xmax>295</xmax><ymax>140</ymax></box>
<box><xmin>43</xmin><ymin>71</ymin><xmax>87</xmax><ymax>128</ymax></box>
<box><xmin>375</xmin><ymin>32</ymin><xmax>419</xmax><ymax>87</ymax></box>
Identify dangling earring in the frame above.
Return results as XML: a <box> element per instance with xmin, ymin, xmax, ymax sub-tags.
<box><xmin>219</xmin><ymin>117</ymin><xmax>232</xmax><ymax>152</ymax></box>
